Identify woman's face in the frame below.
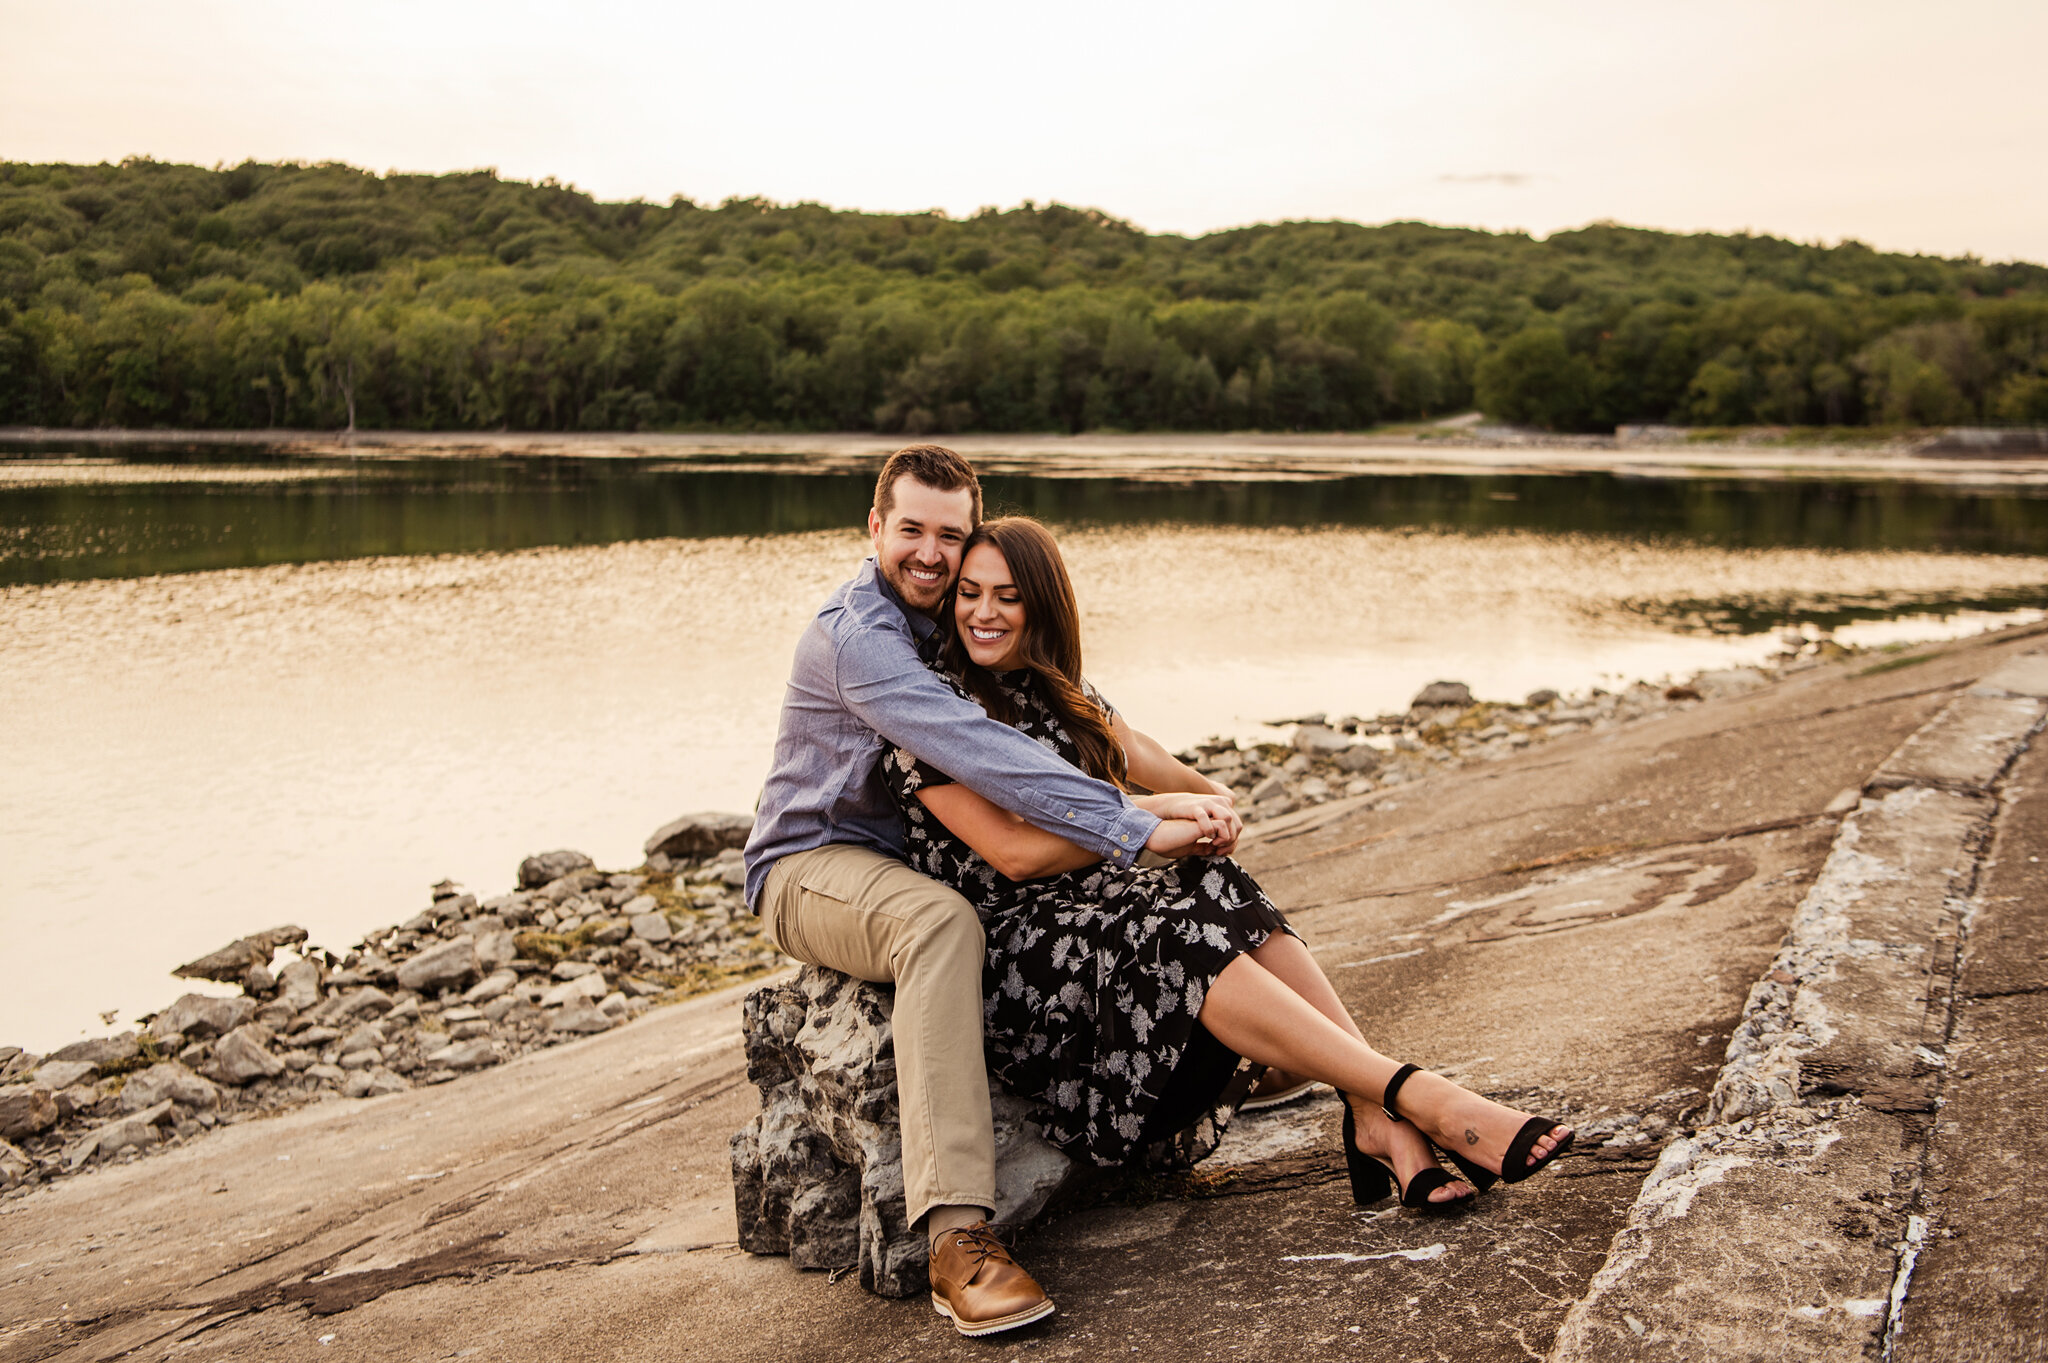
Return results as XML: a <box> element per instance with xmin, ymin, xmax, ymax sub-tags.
<box><xmin>955</xmin><ymin>542</ymin><xmax>1027</xmax><ymax>671</ymax></box>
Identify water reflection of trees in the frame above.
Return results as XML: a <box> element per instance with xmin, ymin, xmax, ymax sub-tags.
<box><xmin>5</xmin><ymin>457</ymin><xmax>2048</xmax><ymax>585</ymax></box>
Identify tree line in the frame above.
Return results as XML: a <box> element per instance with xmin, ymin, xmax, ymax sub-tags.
<box><xmin>2</xmin><ymin>158</ymin><xmax>2045</xmax><ymax>434</ymax></box>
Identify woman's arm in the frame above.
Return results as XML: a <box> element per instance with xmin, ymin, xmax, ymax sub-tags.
<box><xmin>1114</xmin><ymin>714</ymin><xmax>1234</xmax><ymax>800</ymax></box>
<box><xmin>917</xmin><ymin>784</ymin><xmax>1206</xmax><ymax>881</ymax></box>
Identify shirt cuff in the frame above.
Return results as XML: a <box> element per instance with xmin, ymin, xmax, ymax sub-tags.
<box><xmin>1102</xmin><ymin>804</ymin><xmax>1160</xmax><ymax>867</ymax></box>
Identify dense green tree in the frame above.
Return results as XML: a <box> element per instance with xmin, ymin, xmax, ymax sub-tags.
<box><xmin>1</xmin><ymin>159</ymin><xmax>2043</xmax><ymax>434</ymax></box>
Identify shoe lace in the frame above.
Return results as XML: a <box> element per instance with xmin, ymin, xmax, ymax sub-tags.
<box><xmin>942</xmin><ymin>1222</ymin><xmax>1016</xmax><ymax>1269</ymax></box>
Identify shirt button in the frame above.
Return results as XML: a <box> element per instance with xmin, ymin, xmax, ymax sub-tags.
<box><xmin>1065</xmin><ymin>811</ymin><xmax>1076</xmax><ymax>820</ymax></box>
<box><xmin>1118</xmin><ymin>834</ymin><xmax>1129</xmax><ymax>843</ymax></box>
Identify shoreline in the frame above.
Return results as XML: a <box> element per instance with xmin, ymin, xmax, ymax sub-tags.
<box><xmin>5</xmin><ymin>424</ymin><xmax>2048</xmax><ymax>485</ymax></box>
<box><xmin>0</xmin><ymin>630</ymin><xmax>1874</xmax><ymax>1196</ymax></box>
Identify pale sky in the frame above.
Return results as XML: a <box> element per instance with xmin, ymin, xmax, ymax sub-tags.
<box><xmin>5</xmin><ymin>0</ymin><xmax>2045</xmax><ymax>263</ymax></box>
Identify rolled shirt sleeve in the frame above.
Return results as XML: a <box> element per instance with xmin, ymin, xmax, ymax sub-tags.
<box><xmin>835</xmin><ymin>627</ymin><xmax>1160</xmax><ymax>865</ymax></box>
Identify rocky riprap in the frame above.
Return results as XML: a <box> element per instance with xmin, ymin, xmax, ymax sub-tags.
<box><xmin>1189</xmin><ymin>655</ymin><xmax>1818</xmax><ymax>824</ymax></box>
<box><xmin>0</xmin><ymin>812</ymin><xmax>779</xmax><ymax>1195</ymax></box>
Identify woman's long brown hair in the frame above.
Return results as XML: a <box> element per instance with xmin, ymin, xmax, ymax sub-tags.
<box><xmin>939</xmin><ymin>517</ymin><xmax>1129</xmax><ymax>790</ymax></box>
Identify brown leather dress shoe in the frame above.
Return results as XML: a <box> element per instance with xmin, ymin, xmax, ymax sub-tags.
<box><xmin>928</xmin><ymin>1223</ymin><xmax>1055</xmax><ymax>1337</ymax></box>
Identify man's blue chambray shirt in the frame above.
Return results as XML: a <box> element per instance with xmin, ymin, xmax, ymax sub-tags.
<box><xmin>742</xmin><ymin>557</ymin><xmax>1160</xmax><ymax>910</ymax></box>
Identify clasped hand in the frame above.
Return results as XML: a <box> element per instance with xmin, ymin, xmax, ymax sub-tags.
<box><xmin>1137</xmin><ymin>790</ymin><xmax>1241</xmax><ymax>858</ymax></box>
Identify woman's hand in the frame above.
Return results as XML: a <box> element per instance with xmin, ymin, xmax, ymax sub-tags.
<box><xmin>1142</xmin><ymin>818</ymin><xmax>1213</xmax><ymax>860</ymax></box>
<box><xmin>1137</xmin><ymin>791</ymin><xmax>1241</xmax><ymax>856</ymax></box>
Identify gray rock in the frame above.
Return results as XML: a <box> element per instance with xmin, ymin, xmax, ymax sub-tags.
<box><xmin>518</xmin><ymin>850</ymin><xmax>595</xmax><ymax>889</ymax></box>
<box><xmin>119</xmin><ymin>1062</ymin><xmax>221</xmax><ymax>1112</ymax></box>
<box><xmin>54</xmin><ymin>1084</ymin><xmax>101</xmax><ymax>1120</ymax></box>
<box><xmin>171</xmin><ymin>925</ymin><xmax>309</xmax><ymax>983</ymax></box>
<box><xmin>646</xmin><ymin>812</ymin><xmax>754</xmax><ymax>861</ymax></box>
<box><xmin>342</xmin><ymin>1068</ymin><xmax>410</xmax><ymax>1099</ymax></box>
<box><xmin>208</xmin><ymin>1025</ymin><xmax>286</xmax><ymax>1085</ymax></box>
<box><xmin>1526</xmin><ymin>688</ymin><xmax>1560</xmax><ymax>707</ymax></box>
<box><xmin>552</xmin><ymin>961</ymin><xmax>600</xmax><ymax>980</ymax></box>
<box><xmin>463</xmin><ymin>970</ymin><xmax>520</xmax><ymax>1004</ymax></box>
<box><xmin>277</xmin><ymin>959</ymin><xmax>323</xmax><ymax>1012</ymax></box>
<box><xmin>1694</xmin><ymin>667</ymin><xmax>1769</xmax><ymax>700</ymax></box>
<box><xmin>1334</xmin><ymin>745</ymin><xmax>1383</xmax><ymax>774</ymax></box>
<box><xmin>1290</xmin><ymin>724</ymin><xmax>1352</xmax><ymax>755</ymax></box>
<box><xmin>474</xmin><ymin>929</ymin><xmax>518</xmax><ymax>973</ymax></box>
<box><xmin>0</xmin><ymin>1138</ymin><xmax>30</xmax><ymax>1189</ymax></box>
<box><xmin>43</xmin><ymin>1039</ymin><xmax>125</xmax><ymax>1072</ymax></box>
<box><xmin>339</xmin><ymin>1050</ymin><xmax>379</xmax><ymax>1070</ymax></box>
<box><xmin>382</xmin><ymin>996</ymin><xmax>419</xmax><ymax>1023</ymax></box>
<box><xmin>646</xmin><ymin>851</ymin><xmax>674</xmax><ymax>873</ymax></box>
<box><xmin>0</xmin><ymin>1085</ymin><xmax>59</xmax><ymax>1141</ymax></box>
<box><xmin>305</xmin><ymin>1063</ymin><xmax>347</xmax><ymax>1085</ymax></box>
<box><xmin>731</xmin><ymin>968</ymin><xmax>1081</xmax><ymax>1299</ymax></box>
<box><xmin>338</xmin><ymin>1023</ymin><xmax>385</xmax><ymax>1055</ymax></box>
<box><xmin>549</xmin><ymin>1004</ymin><xmax>614</xmax><ymax>1034</ymax></box>
<box><xmin>68</xmin><ymin>1100</ymin><xmax>174</xmax><ymax>1167</ymax></box>
<box><xmin>541</xmin><ymin>974</ymin><xmax>609</xmax><ymax>1008</ymax></box>
<box><xmin>33</xmin><ymin>1060</ymin><xmax>98</xmax><ymax>1091</ymax></box>
<box><xmin>335</xmin><ymin>987</ymin><xmax>395</xmax><ymax>1019</ymax></box>
<box><xmin>396</xmin><ymin>936</ymin><xmax>480</xmax><ymax>994</ymax></box>
<box><xmin>630</xmin><ymin>912</ymin><xmax>673</xmax><ymax>944</ymax></box>
<box><xmin>424</xmin><ymin>1039</ymin><xmax>497</xmax><ymax>1070</ymax></box>
<box><xmin>589</xmin><ymin>921</ymin><xmax>631</xmax><ymax>946</ymax></box>
<box><xmin>1411</xmin><ymin>680</ymin><xmax>1474</xmax><ymax>709</ymax></box>
<box><xmin>1248</xmin><ymin>773</ymin><xmax>1288</xmax><ymax>804</ymax></box>
<box><xmin>620</xmin><ymin>894</ymin><xmax>658</xmax><ymax>917</ymax></box>
<box><xmin>150</xmin><ymin>994</ymin><xmax>256</xmax><ymax>1042</ymax></box>
<box><xmin>540</xmin><ymin>870</ymin><xmax>606</xmax><ymax>904</ymax></box>
<box><xmin>242</xmin><ymin>963</ymin><xmax>276</xmax><ymax>995</ymax></box>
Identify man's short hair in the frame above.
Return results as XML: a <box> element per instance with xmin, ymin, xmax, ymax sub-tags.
<box><xmin>874</xmin><ymin>444</ymin><xmax>982</xmax><ymax>526</ymax></box>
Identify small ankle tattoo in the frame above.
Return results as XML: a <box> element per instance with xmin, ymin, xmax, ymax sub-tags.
<box><xmin>1464</xmin><ymin>1127</ymin><xmax>1480</xmax><ymax>1146</ymax></box>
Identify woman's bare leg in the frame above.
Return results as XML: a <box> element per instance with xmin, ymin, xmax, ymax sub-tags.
<box><xmin>1244</xmin><ymin>933</ymin><xmax>1358</xmax><ymax>1098</ymax></box>
<box><xmin>1199</xmin><ymin>951</ymin><xmax>1569</xmax><ymax>1182</ymax></box>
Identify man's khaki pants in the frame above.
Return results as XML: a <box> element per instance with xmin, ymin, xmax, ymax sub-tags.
<box><xmin>757</xmin><ymin>844</ymin><xmax>995</xmax><ymax>1227</ymax></box>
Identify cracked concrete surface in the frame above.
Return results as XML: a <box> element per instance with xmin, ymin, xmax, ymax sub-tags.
<box><xmin>4</xmin><ymin>625</ymin><xmax>2045</xmax><ymax>1362</ymax></box>
<box><xmin>1548</xmin><ymin>646</ymin><xmax>2046</xmax><ymax>1362</ymax></box>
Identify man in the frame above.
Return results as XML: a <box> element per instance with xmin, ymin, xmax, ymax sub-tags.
<box><xmin>743</xmin><ymin>444</ymin><xmax>1239</xmax><ymax>1337</ymax></box>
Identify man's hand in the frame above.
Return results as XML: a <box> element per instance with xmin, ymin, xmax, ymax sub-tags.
<box><xmin>1138</xmin><ymin>792</ymin><xmax>1241</xmax><ymax>857</ymax></box>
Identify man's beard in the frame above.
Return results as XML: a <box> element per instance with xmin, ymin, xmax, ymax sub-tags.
<box><xmin>882</xmin><ymin>556</ymin><xmax>949</xmax><ymax>616</ymax></box>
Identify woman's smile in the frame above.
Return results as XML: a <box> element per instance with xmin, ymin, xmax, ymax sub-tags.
<box><xmin>955</xmin><ymin>543</ymin><xmax>1026</xmax><ymax>671</ymax></box>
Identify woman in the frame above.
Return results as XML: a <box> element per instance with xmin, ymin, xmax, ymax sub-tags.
<box><xmin>882</xmin><ymin>518</ymin><xmax>1571</xmax><ymax>1211</ymax></box>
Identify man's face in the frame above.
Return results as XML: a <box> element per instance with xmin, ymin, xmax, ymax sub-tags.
<box><xmin>868</xmin><ymin>476</ymin><xmax>975</xmax><ymax>617</ymax></box>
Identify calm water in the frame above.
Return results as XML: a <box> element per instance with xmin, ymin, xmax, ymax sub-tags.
<box><xmin>5</xmin><ymin>445</ymin><xmax>2047</xmax><ymax>1051</ymax></box>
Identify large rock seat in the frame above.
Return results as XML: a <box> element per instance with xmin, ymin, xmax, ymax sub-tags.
<box><xmin>730</xmin><ymin>967</ymin><xmax>1079</xmax><ymax>1297</ymax></box>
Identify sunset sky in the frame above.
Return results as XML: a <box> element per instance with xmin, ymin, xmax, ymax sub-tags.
<box><xmin>6</xmin><ymin>0</ymin><xmax>2045</xmax><ymax>261</ymax></box>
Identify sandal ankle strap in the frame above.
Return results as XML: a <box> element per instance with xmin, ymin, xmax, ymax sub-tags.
<box><xmin>1381</xmin><ymin>1063</ymin><xmax>1421</xmax><ymax>1123</ymax></box>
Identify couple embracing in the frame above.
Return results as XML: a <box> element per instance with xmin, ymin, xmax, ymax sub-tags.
<box><xmin>741</xmin><ymin>445</ymin><xmax>1572</xmax><ymax>1338</ymax></box>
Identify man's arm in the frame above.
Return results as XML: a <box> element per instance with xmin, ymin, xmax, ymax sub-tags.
<box><xmin>838</xmin><ymin>626</ymin><xmax>1161</xmax><ymax>864</ymax></box>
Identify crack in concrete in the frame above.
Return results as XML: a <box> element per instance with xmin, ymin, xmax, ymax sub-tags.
<box><xmin>1544</xmin><ymin>655</ymin><xmax>2046</xmax><ymax>1361</ymax></box>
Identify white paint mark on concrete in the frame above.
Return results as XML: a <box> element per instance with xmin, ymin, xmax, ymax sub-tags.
<box><xmin>1335</xmin><ymin>948</ymin><xmax>1426</xmax><ymax>969</ymax></box>
<box><xmin>1284</xmin><ymin>1243</ymin><xmax>1448</xmax><ymax>1265</ymax></box>
<box><xmin>1880</xmin><ymin>1214</ymin><xmax>1930</xmax><ymax>1361</ymax></box>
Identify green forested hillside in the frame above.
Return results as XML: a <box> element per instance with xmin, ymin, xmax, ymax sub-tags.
<box><xmin>3</xmin><ymin>158</ymin><xmax>2045</xmax><ymax>434</ymax></box>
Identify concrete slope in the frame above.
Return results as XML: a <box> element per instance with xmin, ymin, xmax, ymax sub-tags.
<box><xmin>3</xmin><ymin>623</ymin><xmax>2044</xmax><ymax>1363</ymax></box>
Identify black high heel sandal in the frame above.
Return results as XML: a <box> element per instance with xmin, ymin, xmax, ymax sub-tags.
<box><xmin>1340</xmin><ymin>1099</ymin><xmax>1470</xmax><ymax>1215</ymax></box>
<box><xmin>1379</xmin><ymin>1063</ymin><xmax>1574</xmax><ymax>1192</ymax></box>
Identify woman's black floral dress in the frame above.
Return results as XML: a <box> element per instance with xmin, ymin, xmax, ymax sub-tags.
<box><xmin>881</xmin><ymin>669</ymin><xmax>1296</xmax><ymax>1168</ymax></box>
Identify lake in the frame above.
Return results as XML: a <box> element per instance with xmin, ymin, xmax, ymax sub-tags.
<box><xmin>5</xmin><ymin>442</ymin><xmax>2046</xmax><ymax>1051</ymax></box>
